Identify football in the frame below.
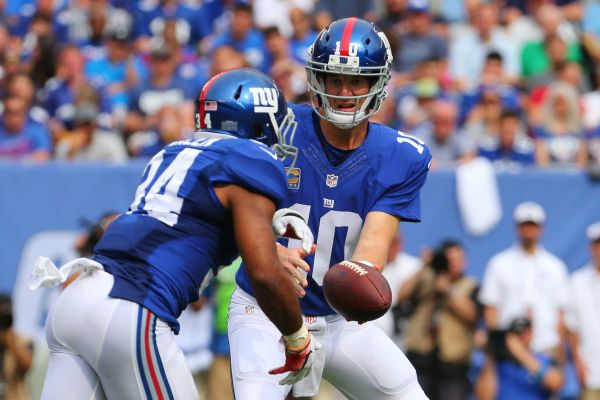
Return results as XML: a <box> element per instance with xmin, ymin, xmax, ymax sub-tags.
<box><xmin>322</xmin><ymin>261</ymin><xmax>392</xmax><ymax>323</ymax></box>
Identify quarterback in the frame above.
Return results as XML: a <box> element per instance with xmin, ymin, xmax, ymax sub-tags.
<box><xmin>230</xmin><ymin>18</ymin><xmax>431</xmax><ymax>399</ymax></box>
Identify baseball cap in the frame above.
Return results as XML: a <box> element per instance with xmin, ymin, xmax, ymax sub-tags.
<box><xmin>73</xmin><ymin>102</ymin><xmax>99</xmax><ymax>124</ymax></box>
<box><xmin>104</xmin><ymin>26</ymin><xmax>132</xmax><ymax>42</ymax></box>
<box><xmin>407</xmin><ymin>0</ymin><xmax>429</xmax><ymax>13</ymax></box>
<box><xmin>586</xmin><ymin>221</ymin><xmax>600</xmax><ymax>242</ymax></box>
<box><xmin>509</xmin><ymin>317</ymin><xmax>531</xmax><ymax>334</ymax></box>
<box><xmin>513</xmin><ymin>201</ymin><xmax>546</xmax><ymax>225</ymax></box>
<box><xmin>149</xmin><ymin>40</ymin><xmax>173</xmax><ymax>59</ymax></box>
<box><xmin>414</xmin><ymin>78</ymin><xmax>440</xmax><ymax>99</ymax></box>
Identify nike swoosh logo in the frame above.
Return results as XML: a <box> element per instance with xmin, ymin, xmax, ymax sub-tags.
<box><xmin>259</xmin><ymin>146</ymin><xmax>278</xmax><ymax>160</ymax></box>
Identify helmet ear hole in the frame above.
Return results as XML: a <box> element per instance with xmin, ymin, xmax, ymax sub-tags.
<box><xmin>254</xmin><ymin>124</ymin><xmax>264</xmax><ymax>139</ymax></box>
<box><xmin>234</xmin><ymin>85</ymin><xmax>243</xmax><ymax>100</ymax></box>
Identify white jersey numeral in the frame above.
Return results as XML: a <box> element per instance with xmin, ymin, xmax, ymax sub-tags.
<box><xmin>129</xmin><ymin>148</ymin><xmax>202</xmax><ymax>226</ymax></box>
<box><xmin>286</xmin><ymin>203</ymin><xmax>363</xmax><ymax>286</ymax></box>
<box><xmin>397</xmin><ymin>131</ymin><xmax>425</xmax><ymax>154</ymax></box>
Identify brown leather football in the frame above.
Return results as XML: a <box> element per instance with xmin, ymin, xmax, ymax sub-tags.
<box><xmin>323</xmin><ymin>261</ymin><xmax>392</xmax><ymax>323</ymax></box>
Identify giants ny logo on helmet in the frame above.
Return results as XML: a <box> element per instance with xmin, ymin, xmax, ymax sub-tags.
<box><xmin>249</xmin><ymin>87</ymin><xmax>279</xmax><ymax>114</ymax></box>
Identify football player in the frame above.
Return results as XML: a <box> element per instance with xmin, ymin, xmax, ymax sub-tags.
<box><xmin>32</xmin><ymin>69</ymin><xmax>318</xmax><ymax>400</ymax></box>
<box><xmin>229</xmin><ymin>19</ymin><xmax>432</xmax><ymax>399</ymax></box>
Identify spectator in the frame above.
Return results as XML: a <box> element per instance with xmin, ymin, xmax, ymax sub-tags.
<box><xmin>0</xmin><ymin>95</ymin><xmax>51</xmax><ymax>161</ymax></box>
<box><xmin>0</xmin><ymin>293</ymin><xmax>34</xmax><ymax>400</ymax></box>
<box><xmin>520</xmin><ymin>4</ymin><xmax>583</xmax><ymax>81</ymax></box>
<box><xmin>531</xmin><ymin>82</ymin><xmax>587</xmax><ymax>169</ymax></box>
<box><xmin>252</xmin><ymin>0</ymin><xmax>313</xmax><ymax>38</ymax></box>
<box><xmin>79</xmin><ymin>0</ymin><xmax>134</xmax><ymax>61</ymax></box>
<box><xmin>54</xmin><ymin>102</ymin><xmax>128</xmax><ymax>162</ymax></box>
<box><xmin>208</xmin><ymin>45</ymin><xmax>249</xmax><ymax>78</ymax></box>
<box><xmin>566</xmin><ymin>222</ymin><xmax>600</xmax><ymax>400</ymax></box>
<box><xmin>397</xmin><ymin>80</ymin><xmax>448</xmax><ymax>132</ymax></box>
<box><xmin>478</xmin><ymin>109</ymin><xmax>535</xmax><ymax>169</ymax></box>
<box><xmin>374</xmin><ymin>230</ymin><xmax>422</xmax><ymax>343</ymax></box>
<box><xmin>131</xmin><ymin>0</ymin><xmax>206</xmax><ymax>51</ymax></box>
<box><xmin>463</xmin><ymin>85</ymin><xmax>511</xmax><ymax>142</ymax></box>
<box><xmin>124</xmin><ymin>40</ymin><xmax>196</xmax><ymax>138</ymax></box>
<box><xmin>263</xmin><ymin>26</ymin><xmax>293</xmax><ymax>74</ymax></box>
<box><xmin>159</xmin><ymin>17</ymin><xmax>205</xmax><ymax>85</ymax></box>
<box><xmin>415</xmin><ymin>99</ymin><xmax>475</xmax><ymax>169</ymax></box>
<box><xmin>378</xmin><ymin>0</ymin><xmax>409</xmax><ymax>33</ymax></box>
<box><xmin>476</xmin><ymin>317</ymin><xmax>564</xmax><ymax>400</ymax></box>
<box><xmin>479</xmin><ymin>51</ymin><xmax>520</xmax><ymax>88</ymax></box>
<box><xmin>84</xmin><ymin>24</ymin><xmax>147</xmax><ymax>117</ymax></box>
<box><xmin>480</xmin><ymin>201</ymin><xmax>569</xmax><ymax>356</ymax></box>
<box><xmin>398</xmin><ymin>240</ymin><xmax>479</xmax><ymax>400</ymax></box>
<box><xmin>449</xmin><ymin>2</ymin><xmax>520</xmax><ymax>90</ymax></box>
<box><xmin>587</xmin><ymin>125</ymin><xmax>600</xmax><ymax>172</ymax></box>
<box><xmin>394</xmin><ymin>0</ymin><xmax>447</xmax><ymax>77</ymax></box>
<box><xmin>127</xmin><ymin>105</ymin><xmax>185</xmax><ymax>158</ymax></box>
<box><xmin>210</xmin><ymin>3</ymin><xmax>267</xmax><ymax>72</ymax></box>
<box><xmin>6</xmin><ymin>0</ymin><xmax>69</xmax><ymax>41</ymax></box>
<box><xmin>288</xmin><ymin>7</ymin><xmax>318</xmax><ymax>65</ymax></box>
<box><xmin>524</xmin><ymin>34</ymin><xmax>575</xmax><ymax>92</ymax></box>
<box><xmin>314</xmin><ymin>0</ymin><xmax>377</xmax><ymax>31</ymax></box>
<box><xmin>43</xmin><ymin>44</ymin><xmax>101</xmax><ymax>136</ymax></box>
<box><xmin>27</xmin><ymin>33</ymin><xmax>58</xmax><ymax>90</ymax></box>
<box><xmin>5</xmin><ymin>71</ymin><xmax>48</xmax><ymax>125</ymax></box>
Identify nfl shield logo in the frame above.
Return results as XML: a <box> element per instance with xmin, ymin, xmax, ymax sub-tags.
<box><xmin>305</xmin><ymin>316</ymin><xmax>317</xmax><ymax>325</ymax></box>
<box><xmin>326</xmin><ymin>174</ymin><xmax>338</xmax><ymax>188</ymax></box>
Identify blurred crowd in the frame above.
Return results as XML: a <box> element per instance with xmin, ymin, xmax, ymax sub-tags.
<box><xmin>2</xmin><ymin>1</ymin><xmax>600</xmax><ymax>400</ymax></box>
<box><xmin>373</xmin><ymin>202</ymin><xmax>600</xmax><ymax>400</ymax></box>
<box><xmin>0</xmin><ymin>0</ymin><xmax>599</xmax><ymax>173</ymax></box>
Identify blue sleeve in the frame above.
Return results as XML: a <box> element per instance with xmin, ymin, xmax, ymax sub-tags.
<box><xmin>372</xmin><ymin>147</ymin><xmax>432</xmax><ymax>222</ymax></box>
<box><xmin>531</xmin><ymin>126</ymin><xmax>549</xmax><ymax>139</ymax></box>
<box><xmin>211</xmin><ymin>34</ymin><xmax>230</xmax><ymax>52</ymax></box>
<box><xmin>128</xmin><ymin>85</ymin><xmax>143</xmax><ymax>113</ymax></box>
<box><xmin>29</xmin><ymin>123</ymin><xmax>51</xmax><ymax>151</ymax></box>
<box><xmin>218</xmin><ymin>143</ymin><xmax>288</xmax><ymax>207</ymax></box>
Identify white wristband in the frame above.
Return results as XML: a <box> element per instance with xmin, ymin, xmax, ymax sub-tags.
<box><xmin>358</xmin><ymin>260</ymin><xmax>374</xmax><ymax>267</ymax></box>
<box><xmin>273</xmin><ymin>208</ymin><xmax>306</xmax><ymax>223</ymax></box>
<box><xmin>283</xmin><ymin>324</ymin><xmax>309</xmax><ymax>349</ymax></box>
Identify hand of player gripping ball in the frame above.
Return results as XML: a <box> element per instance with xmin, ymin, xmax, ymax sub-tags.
<box><xmin>272</xmin><ymin>208</ymin><xmax>314</xmax><ymax>254</ymax></box>
<box><xmin>269</xmin><ymin>325</ymin><xmax>321</xmax><ymax>385</ymax></box>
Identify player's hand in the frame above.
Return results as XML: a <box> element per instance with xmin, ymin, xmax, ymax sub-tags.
<box><xmin>272</xmin><ymin>208</ymin><xmax>314</xmax><ymax>254</ymax></box>
<box><xmin>269</xmin><ymin>334</ymin><xmax>321</xmax><ymax>385</ymax></box>
<box><xmin>276</xmin><ymin>244</ymin><xmax>315</xmax><ymax>298</ymax></box>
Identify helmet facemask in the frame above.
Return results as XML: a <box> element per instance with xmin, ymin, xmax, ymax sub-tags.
<box><xmin>269</xmin><ymin>107</ymin><xmax>299</xmax><ymax>168</ymax></box>
<box><xmin>306</xmin><ymin>53</ymin><xmax>390</xmax><ymax>129</ymax></box>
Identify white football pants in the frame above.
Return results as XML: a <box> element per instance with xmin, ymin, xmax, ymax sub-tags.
<box><xmin>228</xmin><ymin>288</ymin><xmax>428</xmax><ymax>400</ymax></box>
<box><xmin>41</xmin><ymin>269</ymin><xmax>198</xmax><ymax>400</ymax></box>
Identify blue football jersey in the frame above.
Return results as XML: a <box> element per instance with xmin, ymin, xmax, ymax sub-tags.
<box><xmin>236</xmin><ymin>104</ymin><xmax>432</xmax><ymax>316</ymax></box>
<box><xmin>93</xmin><ymin>134</ymin><xmax>287</xmax><ymax>333</ymax></box>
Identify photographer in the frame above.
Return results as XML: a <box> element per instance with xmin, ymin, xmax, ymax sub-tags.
<box><xmin>476</xmin><ymin>318</ymin><xmax>563</xmax><ymax>400</ymax></box>
<box><xmin>397</xmin><ymin>240</ymin><xmax>479</xmax><ymax>400</ymax></box>
<box><xmin>0</xmin><ymin>293</ymin><xmax>33</xmax><ymax>400</ymax></box>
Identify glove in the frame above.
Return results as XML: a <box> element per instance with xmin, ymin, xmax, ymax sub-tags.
<box><xmin>272</xmin><ymin>208</ymin><xmax>314</xmax><ymax>254</ymax></box>
<box><xmin>269</xmin><ymin>333</ymin><xmax>321</xmax><ymax>385</ymax></box>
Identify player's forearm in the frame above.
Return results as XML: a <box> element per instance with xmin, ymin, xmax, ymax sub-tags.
<box><xmin>252</xmin><ymin>277</ymin><xmax>304</xmax><ymax>335</ymax></box>
<box><xmin>446</xmin><ymin>293</ymin><xmax>478</xmax><ymax>324</ymax></box>
<box><xmin>229</xmin><ymin>186</ymin><xmax>304</xmax><ymax>335</ymax></box>
<box><xmin>352</xmin><ymin>212</ymin><xmax>400</xmax><ymax>268</ymax></box>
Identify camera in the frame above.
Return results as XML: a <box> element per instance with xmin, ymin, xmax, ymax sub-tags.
<box><xmin>430</xmin><ymin>249</ymin><xmax>449</xmax><ymax>274</ymax></box>
<box><xmin>0</xmin><ymin>294</ymin><xmax>13</xmax><ymax>331</ymax></box>
<box><xmin>487</xmin><ymin>318</ymin><xmax>532</xmax><ymax>360</ymax></box>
